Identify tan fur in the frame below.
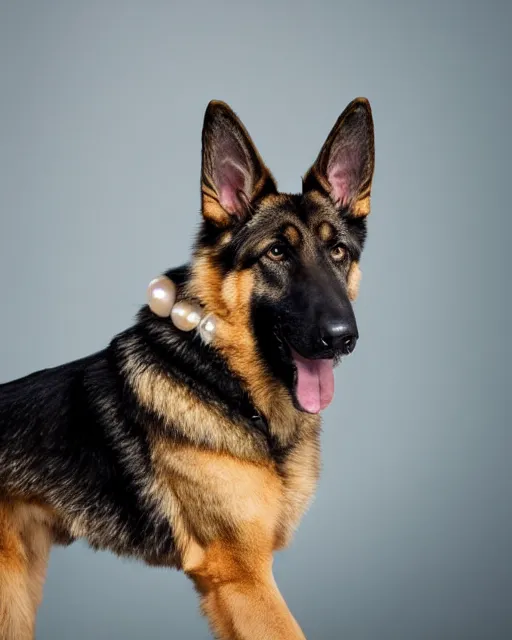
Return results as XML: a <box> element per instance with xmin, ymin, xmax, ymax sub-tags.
<box><xmin>151</xmin><ymin>443</ymin><xmax>311</xmax><ymax>639</ymax></box>
<box><xmin>283</xmin><ymin>224</ymin><xmax>301</xmax><ymax>247</ymax></box>
<box><xmin>127</xmin><ymin>363</ymin><xmax>267</xmax><ymax>461</ymax></box>
<box><xmin>352</xmin><ymin>194</ymin><xmax>371</xmax><ymax>216</ymax></box>
<box><xmin>186</xmin><ymin>537</ymin><xmax>306</xmax><ymax>640</ymax></box>
<box><xmin>141</xmin><ymin>390</ymin><xmax>320</xmax><ymax>549</ymax></box>
<box><xmin>152</xmin><ymin>444</ymin><xmax>282</xmax><ymax>548</ymax></box>
<box><xmin>0</xmin><ymin>503</ymin><xmax>54</xmax><ymax>640</ymax></box>
<box><xmin>317</xmin><ymin>221</ymin><xmax>335</xmax><ymax>242</ymax></box>
<box><xmin>347</xmin><ymin>261</ymin><xmax>362</xmax><ymax>301</ymax></box>
<box><xmin>219</xmin><ymin>231</ymin><xmax>233</xmax><ymax>247</ymax></box>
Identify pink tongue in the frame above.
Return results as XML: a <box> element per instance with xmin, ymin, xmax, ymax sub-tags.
<box><xmin>291</xmin><ymin>349</ymin><xmax>335</xmax><ymax>414</ymax></box>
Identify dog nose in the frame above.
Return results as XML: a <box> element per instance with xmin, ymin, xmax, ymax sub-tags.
<box><xmin>320</xmin><ymin>318</ymin><xmax>359</xmax><ymax>355</ymax></box>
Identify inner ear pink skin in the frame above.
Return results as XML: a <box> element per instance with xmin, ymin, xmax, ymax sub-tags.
<box><xmin>326</xmin><ymin>142</ymin><xmax>366</xmax><ymax>207</ymax></box>
<box><xmin>219</xmin><ymin>182</ymin><xmax>241</xmax><ymax>214</ymax></box>
<box><xmin>327</xmin><ymin>168</ymin><xmax>356</xmax><ymax>208</ymax></box>
<box><xmin>216</xmin><ymin>157</ymin><xmax>248</xmax><ymax>215</ymax></box>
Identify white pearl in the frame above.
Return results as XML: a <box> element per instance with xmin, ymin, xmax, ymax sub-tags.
<box><xmin>198</xmin><ymin>313</ymin><xmax>217</xmax><ymax>345</ymax></box>
<box><xmin>147</xmin><ymin>276</ymin><xmax>176</xmax><ymax>318</ymax></box>
<box><xmin>171</xmin><ymin>301</ymin><xmax>203</xmax><ymax>331</ymax></box>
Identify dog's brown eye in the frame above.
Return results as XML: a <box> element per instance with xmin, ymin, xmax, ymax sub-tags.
<box><xmin>330</xmin><ymin>245</ymin><xmax>346</xmax><ymax>262</ymax></box>
<box><xmin>267</xmin><ymin>244</ymin><xmax>286</xmax><ymax>261</ymax></box>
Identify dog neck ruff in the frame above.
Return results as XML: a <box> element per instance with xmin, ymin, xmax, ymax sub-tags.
<box><xmin>147</xmin><ymin>274</ymin><xmax>271</xmax><ymax>435</ymax></box>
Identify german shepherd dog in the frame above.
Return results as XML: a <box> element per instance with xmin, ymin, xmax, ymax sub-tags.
<box><xmin>0</xmin><ymin>97</ymin><xmax>375</xmax><ymax>639</ymax></box>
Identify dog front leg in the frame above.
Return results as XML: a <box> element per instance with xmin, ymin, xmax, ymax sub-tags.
<box><xmin>197</xmin><ymin>570</ymin><xmax>307</xmax><ymax>640</ymax></box>
<box><xmin>0</xmin><ymin>503</ymin><xmax>54</xmax><ymax>640</ymax></box>
<box><xmin>0</xmin><ymin>519</ymin><xmax>35</xmax><ymax>640</ymax></box>
<box><xmin>184</xmin><ymin>538</ymin><xmax>306</xmax><ymax>640</ymax></box>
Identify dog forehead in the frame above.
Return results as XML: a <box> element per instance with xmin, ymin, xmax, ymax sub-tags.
<box><xmin>252</xmin><ymin>191</ymin><xmax>341</xmax><ymax>244</ymax></box>
<box><xmin>255</xmin><ymin>191</ymin><xmax>341</xmax><ymax>232</ymax></box>
<box><xmin>300</xmin><ymin>190</ymin><xmax>340</xmax><ymax>226</ymax></box>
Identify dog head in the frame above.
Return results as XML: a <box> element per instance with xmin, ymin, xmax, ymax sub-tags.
<box><xmin>190</xmin><ymin>98</ymin><xmax>375</xmax><ymax>414</ymax></box>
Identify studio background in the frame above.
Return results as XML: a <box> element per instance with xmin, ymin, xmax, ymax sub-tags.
<box><xmin>0</xmin><ymin>1</ymin><xmax>510</xmax><ymax>639</ymax></box>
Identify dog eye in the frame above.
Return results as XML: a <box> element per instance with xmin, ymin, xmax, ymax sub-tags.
<box><xmin>266</xmin><ymin>244</ymin><xmax>287</xmax><ymax>261</ymax></box>
<box><xmin>330</xmin><ymin>245</ymin><xmax>347</xmax><ymax>262</ymax></box>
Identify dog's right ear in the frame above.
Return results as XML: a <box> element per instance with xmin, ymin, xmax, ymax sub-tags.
<box><xmin>200</xmin><ymin>101</ymin><xmax>277</xmax><ymax>228</ymax></box>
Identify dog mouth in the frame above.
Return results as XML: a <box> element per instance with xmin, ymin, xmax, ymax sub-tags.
<box><xmin>272</xmin><ymin>324</ymin><xmax>336</xmax><ymax>414</ymax></box>
<box><xmin>289</xmin><ymin>348</ymin><xmax>335</xmax><ymax>414</ymax></box>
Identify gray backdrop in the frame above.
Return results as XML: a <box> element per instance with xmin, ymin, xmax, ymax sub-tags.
<box><xmin>0</xmin><ymin>1</ymin><xmax>510</xmax><ymax>639</ymax></box>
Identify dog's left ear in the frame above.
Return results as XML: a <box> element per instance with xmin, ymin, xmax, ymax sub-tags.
<box><xmin>303</xmin><ymin>97</ymin><xmax>375</xmax><ymax>216</ymax></box>
<box><xmin>200</xmin><ymin>100</ymin><xmax>277</xmax><ymax>228</ymax></box>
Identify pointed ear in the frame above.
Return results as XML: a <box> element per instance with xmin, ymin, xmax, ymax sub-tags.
<box><xmin>200</xmin><ymin>101</ymin><xmax>277</xmax><ymax>227</ymax></box>
<box><xmin>303</xmin><ymin>97</ymin><xmax>375</xmax><ymax>216</ymax></box>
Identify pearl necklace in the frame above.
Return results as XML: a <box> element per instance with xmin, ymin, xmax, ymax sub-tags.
<box><xmin>147</xmin><ymin>275</ymin><xmax>217</xmax><ymax>345</ymax></box>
